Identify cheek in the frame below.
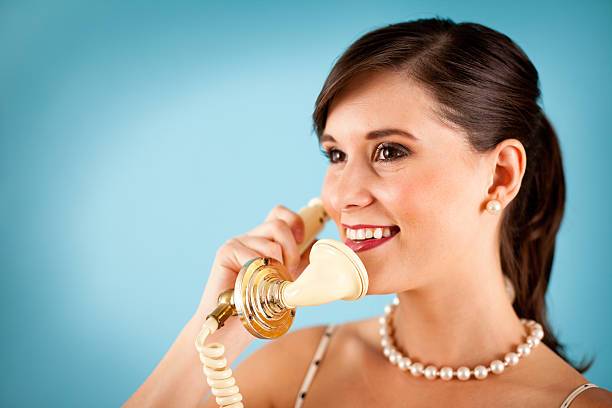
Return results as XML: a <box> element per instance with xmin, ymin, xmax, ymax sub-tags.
<box><xmin>386</xmin><ymin>162</ymin><xmax>480</xmax><ymax>260</ymax></box>
<box><xmin>394</xmin><ymin>164</ymin><xmax>479</xmax><ymax>271</ymax></box>
<box><xmin>321</xmin><ymin>171</ymin><xmax>342</xmax><ymax>233</ymax></box>
<box><xmin>379</xmin><ymin>167</ymin><xmax>445</xmax><ymax>225</ymax></box>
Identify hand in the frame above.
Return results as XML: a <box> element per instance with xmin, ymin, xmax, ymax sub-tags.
<box><xmin>197</xmin><ymin>205</ymin><xmax>310</xmax><ymax>316</ymax></box>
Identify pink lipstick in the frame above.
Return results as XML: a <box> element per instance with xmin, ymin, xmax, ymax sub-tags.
<box><xmin>342</xmin><ymin>225</ymin><xmax>400</xmax><ymax>253</ymax></box>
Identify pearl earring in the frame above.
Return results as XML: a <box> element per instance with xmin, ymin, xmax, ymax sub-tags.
<box><xmin>486</xmin><ymin>200</ymin><xmax>501</xmax><ymax>214</ymax></box>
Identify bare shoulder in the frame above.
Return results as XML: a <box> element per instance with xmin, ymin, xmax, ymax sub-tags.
<box><xmin>228</xmin><ymin>324</ymin><xmax>330</xmax><ymax>408</ymax></box>
<box><xmin>567</xmin><ymin>386</ymin><xmax>612</xmax><ymax>408</ymax></box>
<box><xmin>517</xmin><ymin>345</ymin><xmax>610</xmax><ymax>407</ymax></box>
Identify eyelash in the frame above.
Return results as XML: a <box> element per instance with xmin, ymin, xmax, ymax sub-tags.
<box><xmin>320</xmin><ymin>142</ymin><xmax>411</xmax><ymax>164</ymax></box>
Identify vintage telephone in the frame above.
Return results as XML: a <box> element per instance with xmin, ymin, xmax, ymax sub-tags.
<box><xmin>194</xmin><ymin>198</ymin><xmax>369</xmax><ymax>408</ymax></box>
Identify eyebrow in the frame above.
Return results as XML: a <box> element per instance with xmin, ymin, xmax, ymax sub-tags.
<box><xmin>319</xmin><ymin>128</ymin><xmax>418</xmax><ymax>143</ymax></box>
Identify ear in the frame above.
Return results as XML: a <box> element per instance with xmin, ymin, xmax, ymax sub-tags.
<box><xmin>485</xmin><ymin>139</ymin><xmax>527</xmax><ymax>211</ymax></box>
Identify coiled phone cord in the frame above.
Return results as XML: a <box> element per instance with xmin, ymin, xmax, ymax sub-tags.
<box><xmin>195</xmin><ymin>318</ymin><xmax>244</xmax><ymax>408</ymax></box>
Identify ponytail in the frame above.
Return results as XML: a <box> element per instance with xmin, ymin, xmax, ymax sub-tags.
<box><xmin>501</xmin><ymin>112</ymin><xmax>591</xmax><ymax>372</ymax></box>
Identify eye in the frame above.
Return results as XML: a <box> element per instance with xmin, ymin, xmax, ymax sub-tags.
<box><xmin>373</xmin><ymin>143</ymin><xmax>410</xmax><ymax>162</ymax></box>
<box><xmin>320</xmin><ymin>147</ymin><xmax>346</xmax><ymax>164</ymax></box>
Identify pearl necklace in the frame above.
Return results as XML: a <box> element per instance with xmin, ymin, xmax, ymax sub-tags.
<box><xmin>380</xmin><ymin>297</ymin><xmax>544</xmax><ymax>381</ymax></box>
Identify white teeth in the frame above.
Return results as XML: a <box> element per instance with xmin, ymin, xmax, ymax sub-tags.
<box><xmin>373</xmin><ymin>228</ymin><xmax>383</xmax><ymax>239</ymax></box>
<box><xmin>346</xmin><ymin>226</ymin><xmax>396</xmax><ymax>241</ymax></box>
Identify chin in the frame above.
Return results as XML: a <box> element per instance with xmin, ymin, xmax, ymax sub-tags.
<box><xmin>365</xmin><ymin>284</ymin><xmax>403</xmax><ymax>296</ymax></box>
<box><xmin>360</xmin><ymin>259</ymin><xmax>420</xmax><ymax>296</ymax></box>
<box><xmin>361</xmin><ymin>268</ymin><xmax>406</xmax><ymax>296</ymax></box>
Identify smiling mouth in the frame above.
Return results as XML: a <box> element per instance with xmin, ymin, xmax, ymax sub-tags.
<box><xmin>342</xmin><ymin>224</ymin><xmax>400</xmax><ymax>252</ymax></box>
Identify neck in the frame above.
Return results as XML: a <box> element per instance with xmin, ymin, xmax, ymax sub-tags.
<box><xmin>391</xmin><ymin>268</ymin><xmax>526</xmax><ymax>368</ymax></box>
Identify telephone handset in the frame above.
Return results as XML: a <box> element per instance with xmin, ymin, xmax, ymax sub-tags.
<box><xmin>195</xmin><ymin>198</ymin><xmax>369</xmax><ymax>408</ymax></box>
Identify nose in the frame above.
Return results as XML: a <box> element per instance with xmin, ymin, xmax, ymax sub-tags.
<box><xmin>328</xmin><ymin>158</ymin><xmax>374</xmax><ymax>213</ymax></box>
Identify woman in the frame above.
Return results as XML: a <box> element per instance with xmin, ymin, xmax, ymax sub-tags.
<box><xmin>126</xmin><ymin>18</ymin><xmax>612</xmax><ymax>407</ymax></box>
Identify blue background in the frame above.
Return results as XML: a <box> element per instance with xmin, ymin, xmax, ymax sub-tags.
<box><xmin>1</xmin><ymin>0</ymin><xmax>610</xmax><ymax>405</ymax></box>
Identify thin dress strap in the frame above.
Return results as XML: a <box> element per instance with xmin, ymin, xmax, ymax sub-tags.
<box><xmin>294</xmin><ymin>324</ymin><xmax>337</xmax><ymax>408</ymax></box>
<box><xmin>560</xmin><ymin>383</ymin><xmax>598</xmax><ymax>408</ymax></box>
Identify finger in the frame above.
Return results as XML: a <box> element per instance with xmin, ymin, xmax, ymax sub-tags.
<box><xmin>216</xmin><ymin>238</ymin><xmax>266</xmax><ymax>274</ymax></box>
<box><xmin>264</xmin><ymin>205</ymin><xmax>305</xmax><ymax>244</ymax></box>
<box><xmin>248</xmin><ymin>219</ymin><xmax>300</xmax><ymax>268</ymax></box>
<box><xmin>235</xmin><ymin>235</ymin><xmax>283</xmax><ymax>264</ymax></box>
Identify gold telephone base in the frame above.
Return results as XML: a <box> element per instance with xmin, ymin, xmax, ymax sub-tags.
<box><xmin>206</xmin><ymin>257</ymin><xmax>294</xmax><ymax>339</ymax></box>
<box><xmin>234</xmin><ymin>257</ymin><xmax>295</xmax><ymax>338</ymax></box>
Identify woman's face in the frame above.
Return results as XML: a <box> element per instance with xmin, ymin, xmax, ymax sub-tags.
<box><xmin>320</xmin><ymin>71</ymin><xmax>492</xmax><ymax>295</ymax></box>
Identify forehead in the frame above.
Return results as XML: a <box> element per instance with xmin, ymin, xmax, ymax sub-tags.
<box><xmin>324</xmin><ymin>71</ymin><xmax>446</xmax><ymax>142</ymax></box>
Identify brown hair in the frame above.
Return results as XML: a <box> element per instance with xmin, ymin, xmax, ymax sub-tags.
<box><xmin>313</xmin><ymin>18</ymin><xmax>590</xmax><ymax>372</ymax></box>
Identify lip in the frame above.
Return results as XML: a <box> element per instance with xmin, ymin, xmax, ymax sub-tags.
<box><xmin>343</xmin><ymin>225</ymin><xmax>400</xmax><ymax>253</ymax></box>
<box><xmin>344</xmin><ymin>233</ymin><xmax>398</xmax><ymax>252</ymax></box>
<box><xmin>341</xmin><ymin>223</ymin><xmax>396</xmax><ymax>229</ymax></box>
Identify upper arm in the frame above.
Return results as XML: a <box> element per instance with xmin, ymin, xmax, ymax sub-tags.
<box><xmin>203</xmin><ymin>325</ymin><xmax>327</xmax><ymax>408</ymax></box>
